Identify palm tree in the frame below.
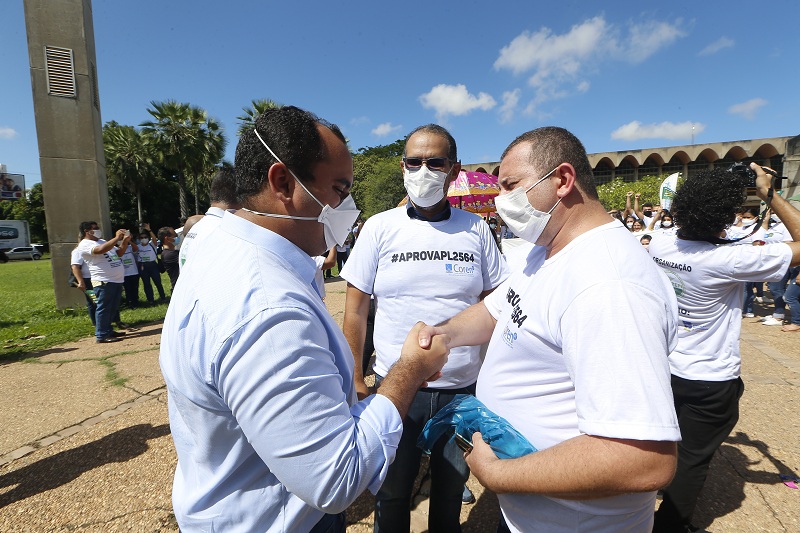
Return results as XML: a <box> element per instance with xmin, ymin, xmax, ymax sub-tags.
<box><xmin>236</xmin><ymin>98</ymin><xmax>281</xmax><ymax>137</ymax></box>
<box><xmin>141</xmin><ymin>101</ymin><xmax>227</xmax><ymax>219</ymax></box>
<box><xmin>103</xmin><ymin>121</ymin><xmax>156</xmax><ymax>225</ymax></box>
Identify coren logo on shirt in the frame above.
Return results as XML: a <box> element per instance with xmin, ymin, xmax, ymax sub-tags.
<box><xmin>501</xmin><ymin>324</ymin><xmax>518</xmax><ymax>347</ymax></box>
<box><xmin>445</xmin><ymin>263</ymin><xmax>476</xmax><ymax>276</ymax></box>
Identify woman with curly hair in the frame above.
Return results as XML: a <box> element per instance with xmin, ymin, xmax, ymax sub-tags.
<box><xmin>650</xmin><ymin>165</ymin><xmax>800</xmax><ymax>532</ymax></box>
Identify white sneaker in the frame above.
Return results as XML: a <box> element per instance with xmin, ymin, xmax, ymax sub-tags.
<box><xmin>743</xmin><ymin>312</ymin><xmax>755</xmax><ymax>318</ymax></box>
<box><xmin>762</xmin><ymin>317</ymin><xmax>785</xmax><ymax>326</ymax></box>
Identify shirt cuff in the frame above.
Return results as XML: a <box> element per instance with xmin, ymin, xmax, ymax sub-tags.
<box><xmin>351</xmin><ymin>394</ymin><xmax>403</xmax><ymax>493</ymax></box>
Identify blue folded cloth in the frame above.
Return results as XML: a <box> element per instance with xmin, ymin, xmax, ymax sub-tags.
<box><xmin>417</xmin><ymin>394</ymin><xmax>537</xmax><ymax>459</ymax></box>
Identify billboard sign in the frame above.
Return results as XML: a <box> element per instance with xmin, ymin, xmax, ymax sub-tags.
<box><xmin>1</xmin><ymin>173</ymin><xmax>25</xmax><ymax>200</ymax></box>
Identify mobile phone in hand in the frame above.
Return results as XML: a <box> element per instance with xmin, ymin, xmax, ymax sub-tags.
<box><xmin>454</xmin><ymin>432</ymin><xmax>473</xmax><ymax>453</ymax></box>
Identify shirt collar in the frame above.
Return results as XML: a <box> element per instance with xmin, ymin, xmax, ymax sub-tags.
<box><xmin>220</xmin><ymin>212</ymin><xmax>318</xmax><ymax>286</ymax></box>
<box><xmin>406</xmin><ymin>201</ymin><xmax>452</xmax><ymax>222</ymax></box>
<box><xmin>206</xmin><ymin>206</ymin><xmax>227</xmax><ymax>218</ymax></box>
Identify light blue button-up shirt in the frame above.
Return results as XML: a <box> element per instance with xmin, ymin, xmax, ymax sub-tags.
<box><xmin>160</xmin><ymin>212</ymin><xmax>403</xmax><ymax>532</ymax></box>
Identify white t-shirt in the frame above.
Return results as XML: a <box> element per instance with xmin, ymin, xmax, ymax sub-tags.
<box><xmin>313</xmin><ymin>256</ymin><xmax>326</xmax><ymax>299</ymax></box>
<box><xmin>119</xmin><ymin>246</ymin><xmax>139</xmax><ymax>277</ymax></box>
<box><xmin>138</xmin><ymin>241</ymin><xmax>158</xmax><ymax>263</ymax></box>
<box><xmin>649</xmin><ymin>232</ymin><xmax>792</xmax><ymax>381</ymax></box>
<box><xmin>179</xmin><ymin>206</ymin><xmax>227</xmax><ymax>270</ymax></box>
<box><xmin>341</xmin><ymin>207</ymin><xmax>509</xmax><ymax>388</ymax></box>
<box><xmin>70</xmin><ymin>247</ymin><xmax>90</xmax><ymax>278</ymax></box>
<box><xmin>480</xmin><ymin>222</ymin><xmax>680</xmax><ymax>532</ymax></box>
<box><xmin>76</xmin><ymin>238</ymin><xmax>124</xmax><ymax>283</ymax></box>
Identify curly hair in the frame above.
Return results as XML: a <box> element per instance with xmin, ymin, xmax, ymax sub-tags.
<box><xmin>672</xmin><ymin>168</ymin><xmax>747</xmax><ymax>240</ymax></box>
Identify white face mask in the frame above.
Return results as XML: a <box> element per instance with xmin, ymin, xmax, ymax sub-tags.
<box><xmin>139</xmin><ymin>239</ymin><xmax>149</xmax><ymax>246</ymax></box>
<box><xmin>741</xmin><ymin>217</ymin><xmax>756</xmax><ymax>227</ymax></box>
<box><xmin>494</xmin><ymin>167</ymin><xmax>560</xmax><ymax>244</ymax></box>
<box><xmin>91</xmin><ymin>229</ymin><xmax>103</xmax><ymax>239</ymax></box>
<box><xmin>661</xmin><ymin>220</ymin><xmax>673</xmax><ymax>228</ymax></box>
<box><xmin>247</xmin><ymin>129</ymin><xmax>361</xmax><ymax>250</ymax></box>
<box><xmin>403</xmin><ymin>165</ymin><xmax>450</xmax><ymax>208</ymax></box>
<box><xmin>626</xmin><ymin>222</ymin><xmax>635</xmax><ymax>229</ymax></box>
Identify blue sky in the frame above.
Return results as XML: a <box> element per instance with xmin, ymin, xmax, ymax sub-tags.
<box><xmin>2</xmin><ymin>0</ymin><xmax>799</xmax><ymax>188</ymax></box>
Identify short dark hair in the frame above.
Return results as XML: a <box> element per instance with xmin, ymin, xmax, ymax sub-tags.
<box><xmin>501</xmin><ymin>127</ymin><xmax>598</xmax><ymax>199</ymax></box>
<box><xmin>672</xmin><ymin>168</ymin><xmax>747</xmax><ymax>240</ymax></box>
<box><xmin>79</xmin><ymin>221</ymin><xmax>98</xmax><ymax>237</ymax></box>
<box><xmin>404</xmin><ymin>124</ymin><xmax>458</xmax><ymax>162</ymax></box>
<box><xmin>643</xmin><ymin>202</ymin><xmax>654</xmax><ymax>209</ymax></box>
<box><xmin>209</xmin><ymin>165</ymin><xmax>239</xmax><ymax>206</ymax></box>
<box><xmin>234</xmin><ymin>105</ymin><xmax>346</xmax><ymax>204</ymax></box>
<box><xmin>157</xmin><ymin>227</ymin><xmax>174</xmax><ymax>242</ymax></box>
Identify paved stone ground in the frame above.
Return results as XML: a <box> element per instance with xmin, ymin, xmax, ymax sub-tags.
<box><xmin>0</xmin><ymin>281</ymin><xmax>797</xmax><ymax>532</ymax></box>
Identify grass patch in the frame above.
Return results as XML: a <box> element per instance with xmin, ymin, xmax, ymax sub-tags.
<box><xmin>0</xmin><ymin>259</ymin><xmax>171</xmax><ymax>361</ymax></box>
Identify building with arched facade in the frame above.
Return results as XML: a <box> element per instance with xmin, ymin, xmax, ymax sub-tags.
<box><xmin>463</xmin><ymin>134</ymin><xmax>800</xmax><ymax>201</ymax></box>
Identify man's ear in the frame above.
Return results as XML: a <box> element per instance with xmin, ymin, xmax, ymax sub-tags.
<box><xmin>267</xmin><ymin>162</ymin><xmax>294</xmax><ymax>205</ymax></box>
<box><xmin>555</xmin><ymin>163</ymin><xmax>577</xmax><ymax>198</ymax></box>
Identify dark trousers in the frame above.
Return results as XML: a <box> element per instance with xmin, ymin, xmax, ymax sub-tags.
<box><xmin>653</xmin><ymin>375</ymin><xmax>744</xmax><ymax>531</ymax></box>
<box><xmin>309</xmin><ymin>511</ymin><xmax>346</xmax><ymax>533</ymax></box>
<box><xmin>336</xmin><ymin>250</ymin><xmax>348</xmax><ymax>273</ymax></box>
<box><xmin>373</xmin><ymin>376</ymin><xmax>474</xmax><ymax>533</ymax></box>
<box><xmin>767</xmin><ymin>268</ymin><xmax>791</xmax><ymax>317</ymax></box>
<box><xmin>123</xmin><ymin>274</ymin><xmax>140</xmax><ymax>307</ymax></box>
<box><xmin>140</xmin><ymin>261</ymin><xmax>166</xmax><ymax>301</ymax></box>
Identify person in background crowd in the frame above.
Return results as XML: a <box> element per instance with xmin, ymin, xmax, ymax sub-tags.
<box><xmin>118</xmin><ymin>232</ymin><xmax>141</xmax><ymax>308</ymax></box>
<box><xmin>649</xmin><ymin>164</ymin><xmax>800</xmax><ymax>532</ymax></box>
<box><xmin>624</xmin><ymin>214</ymin><xmax>637</xmax><ymax>231</ymax></box>
<box><xmin>158</xmin><ymin>227</ymin><xmax>181</xmax><ymax>290</ymax></box>
<box><xmin>640</xmin><ymin>234</ymin><xmax>652</xmax><ymax>250</ymax></box>
<box><xmin>137</xmin><ymin>223</ymin><xmax>167</xmax><ymax>303</ymax></box>
<box><xmin>341</xmin><ymin>123</ymin><xmax>510</xmax><ymax>533</ymax></box>
<box><xmin>71</xmin><ymin>244</ymin><xmax>97</xmax><ymax>327</ymax></box>
<box><xmin>780</xmin><ymin>267</ymin><xmax>800</xmax><ymax>332</ymax></box>
<box><xmin>315</xmin><ymin>247</ymin><xmax>337</xmax><ymax>299</ymax></box>
<box><xmin>179</xmin><ymin>165</ymin><xmax>242</xmax><ymax>271</ymax></box>
<box><xmin>335</xmin><ymin>234</ymin><xmax>351</xmax><ymax>274</ymax></box>
<box><xmin>76</xmin><ymin>221</ymin><xmax>128</xmax><ymax>343</ymax></box>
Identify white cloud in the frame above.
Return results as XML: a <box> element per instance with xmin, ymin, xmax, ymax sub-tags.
<box><xmin>371</xmin><ymin>122</ymin><xmax>402</xmax><ymax>137</ymax></box>
<box><xmin>0</xmin><ymin>127</ymin><xmax>18</xmax><ymax>140</ymax></box>
<box><xmin>728</xmin><ymin>98</ymin><xmax>767</xmax><ymax>120</ymax></box>
<box><xmin>698</xmin><ymin>37</ymin><xmax>734</xmax><ymax>56</ymax></box>
<box><xmin>622</xmin><ymin>21</ymin><xmax>685</xmax><ymax>63</ymax></box>
<box><xmin>494</xmin><ymin>16</ymin><xmax>685</xmax><ymax>108</ymax></box>
<box><xmin>499</xmin><ymin>89</ymin><xmax>521</xmax><ymax>123</ymax></box>
<box><xmin>350</xmin><ymin>116</ymin><xmax>370</xmax><ymax>126</ymax></box>
<box><xmin>611</xmin><ymin>120</ymin><xmax>705</xmax><ymax>141</ymax></box>
<box><xmin>419</xmin><ymin>84</ymin><xmax>496</xmax><ymax>120</ymax></box>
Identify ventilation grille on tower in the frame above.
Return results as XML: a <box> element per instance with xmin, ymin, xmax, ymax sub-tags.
<box><xmin>44</xmin><ymin>46</ymin><xmax>76</xmax><ymax>98</ymax></box>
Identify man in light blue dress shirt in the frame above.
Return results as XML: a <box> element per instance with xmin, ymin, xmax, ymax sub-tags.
<box><xmin>159</xmin><ymin>106</ymin><xmax>450</xmax><ymax>532</ymax></box>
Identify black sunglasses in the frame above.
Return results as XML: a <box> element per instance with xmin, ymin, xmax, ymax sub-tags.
<box><xmin>403</xmin><ymin>157</ymin><xmax>450</xmax><ymax>171</ymax></box>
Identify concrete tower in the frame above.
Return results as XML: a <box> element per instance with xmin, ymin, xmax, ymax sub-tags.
<box><xmin>24</xmin><ymin>0</ymin><xmax>110</xmax><ymax>308</ymax></box>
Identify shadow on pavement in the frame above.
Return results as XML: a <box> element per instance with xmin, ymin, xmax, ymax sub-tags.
<box><xmin>0</xmin><ymin>423</ymin><xmax>170</xmax><ymax>508</ymax></box>
<box><xmin>0</xmin><ymin>346</ymin><xmax>79</xmax><ymax>366</ymax></box>
<box><xmin>694</xmin><ymin>430</ymin><xmax>797</xmax><ymax>529</ymax></box>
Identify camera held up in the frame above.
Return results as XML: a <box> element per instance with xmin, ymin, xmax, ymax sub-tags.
<box><xmin>728</xmin><ymin>162</ymin><xmax>787</xmax><ymax>190</ymax></box>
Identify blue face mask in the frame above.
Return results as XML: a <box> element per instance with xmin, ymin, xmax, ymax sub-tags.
<box><xmin>173</xmin><ymin>235</ymin><xmax>181</xmax><ymax>246</ymax></box>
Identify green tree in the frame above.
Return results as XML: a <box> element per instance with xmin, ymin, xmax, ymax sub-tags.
<box><xmin>236</xmin><ymin>99</ymin><xmax>282</xmax><ymax>137</ymax></box>
<box><xmin>141</xmin><ymin>101</ymin><xmax>226</xmax><ymax>219</ymax></box>
<box><xmin>10</xmin><ymin>183</ymin><xmax>46</xmax><ymax>243</ymax></box>
<box><xmin>597</xmin><ymin>173</ymin><xmax>684</xmax><ymax>212</ymax></box>
<box><xmin>103</xmin><ymin>121</ymin><xmax>157</xmax><ymax>225</ymax></box>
